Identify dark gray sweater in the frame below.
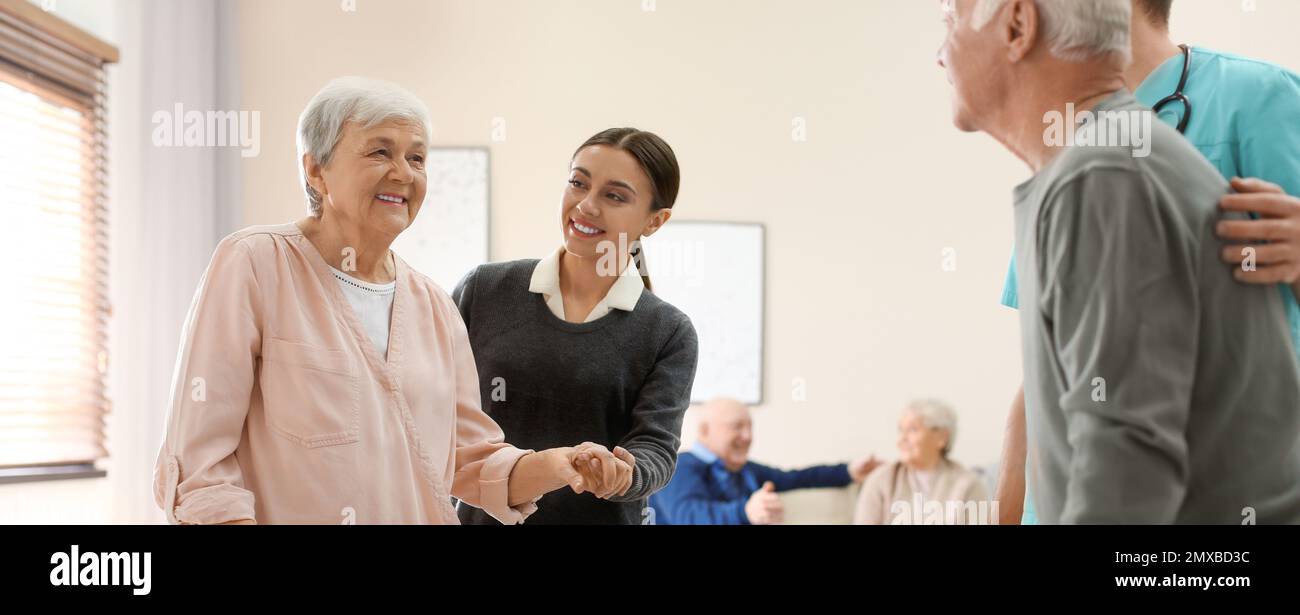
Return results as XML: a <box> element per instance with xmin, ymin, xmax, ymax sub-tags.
<box><xmin>452</xmin><ymin>260</ymin><xmax>699</xmax><ymax>525</ymax></box>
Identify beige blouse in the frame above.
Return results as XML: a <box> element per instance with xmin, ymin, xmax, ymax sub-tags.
<box><xmin>853</xmin><ymin>459</ymin><xmax>991</xmax><ymax>525</ymax></box>
<box><xmin>153</xmin><ymin>223</ymin><xmax>534</xmax><ymax>524</ymax></box>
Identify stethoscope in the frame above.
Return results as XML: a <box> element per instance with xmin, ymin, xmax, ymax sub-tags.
<box><xmin>1151</xmin><ymin>44</ymin><xmax>1193</xmax><ymax>134</ymax></box>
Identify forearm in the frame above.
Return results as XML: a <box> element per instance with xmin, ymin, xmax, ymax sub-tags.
<box><xmin>808</xmin><ymin>463</ymin><xmax>853</xmax><ymax>489</ymax></box>
<box><xmin>994</xmin><ymin>386</ymin><xmax>1027</xmax><ymax>525</ymax></box>
<box><xmin>766</xmin><ymin>464</ymin><xmax>852</xmax><ymax>491</ymax></box>
<box><xmin>507</xmin><ymin>448</ymin><xmax>571</xmax><ymax>507</ymax></box>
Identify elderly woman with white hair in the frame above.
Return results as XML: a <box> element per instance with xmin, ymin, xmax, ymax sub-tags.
<box><xmin>853</xmin><ymin>400</ymin><xmax>989</xmax><ymax>525</ymax></box>
<box><xmin>153</xmin><ymin>77</ymin><xmax>615</xmax><ymax>524</ymax></box>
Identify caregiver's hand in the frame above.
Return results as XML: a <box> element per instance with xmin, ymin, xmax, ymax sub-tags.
<box><xmin>1218</xmin><ymin>177</ymin><xmax>1300</xmax><ymax>294</ymax></box>
<box><xmin>570</xmin><ymin>442</ymin><xmax>636</xmax><ymax>499</ymax></box>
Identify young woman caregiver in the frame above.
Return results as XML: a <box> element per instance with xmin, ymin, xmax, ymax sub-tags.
<box><xmin>453</xmin><ymin>127</ymin><xmax>700</xmax><ymax>525</ymax></box>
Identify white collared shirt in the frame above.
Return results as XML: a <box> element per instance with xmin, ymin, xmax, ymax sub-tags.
<box><xmin>528</xmin><ymin>247</ymin><xmax>644</xmax><ymax>323</ymax></box>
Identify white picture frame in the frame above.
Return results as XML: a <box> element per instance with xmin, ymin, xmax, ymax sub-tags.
<box><xmin>391</xmin><ymin>147</ymin><xmax>490</xmax><ymax>292</ymax></box>
<box><xmin>641</xmin><ymin>221</ymin><xmax>765</xmax><ymax>404</ymax></box>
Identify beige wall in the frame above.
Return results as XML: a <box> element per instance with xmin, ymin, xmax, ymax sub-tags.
<box><xmin>233</xmin><ymin>0</ymin><xmax>1300</xmax><ymax>471</ymax></box>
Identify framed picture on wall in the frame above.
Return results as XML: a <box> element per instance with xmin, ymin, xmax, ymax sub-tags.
<box><xmin>641</xmin><ymin>221</ymin><xmax>765</xmax><ymax>405</ymax></box>
<box><xmin>390</xmin><ymin>147</ymin><xmax>490</xmax><ymax>292</ymax></box>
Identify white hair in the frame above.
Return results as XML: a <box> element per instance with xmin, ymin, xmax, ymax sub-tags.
<box><xmin>972</xmin><ymin>0</ymin><xmax>1131</xmax><ymax>64</ymax></box>
<box><xmin>296</xmin><ymin>76</ymin><xmax>433</xmax><ymax>215</ymax></box>
<box><xmin>907</xmin><ymin>399</ymin><xmax>959</xmax><ymax>457</ymax></box>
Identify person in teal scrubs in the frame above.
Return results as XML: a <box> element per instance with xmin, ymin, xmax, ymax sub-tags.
<box><xmin>999</xmin><ymin>0</ymin><xmax>1300</xmax><ymax>525</ymax></box>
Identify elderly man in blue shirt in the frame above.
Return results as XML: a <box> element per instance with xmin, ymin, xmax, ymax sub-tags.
<box><xmin>648</xmin><ymin>398</ymin><xmax>880</xmax><ymax>525</ymax></box>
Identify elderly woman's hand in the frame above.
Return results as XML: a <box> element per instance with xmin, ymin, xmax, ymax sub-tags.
<box><xmin>569</xmin><ymin>442</ymin><xmax>636</xmax><ymax>499</ymax></box>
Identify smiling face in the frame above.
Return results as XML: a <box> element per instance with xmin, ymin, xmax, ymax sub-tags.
<box><xmin>897</xmin><ymin>409</ymin><xmax>949</xmax><ymax>470</ymax></box>
<box><xmin>561</xmin><ymin>145</ymin><xmax>670</xmax><ymax>265</ymax></box>
<box><xmin>306</xmin><ymin>118</ymin><xmax>427</xmax><ymax>242</ymax></box>
<box><xmin>698</xmin><ymin>399</ymin><xmax>754</xmax><ymax>472</ymax></box>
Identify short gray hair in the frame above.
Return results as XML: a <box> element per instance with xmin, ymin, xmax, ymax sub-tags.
<box><xmin>906</xmin><ymin>399</ymin><xmax>958</xmax><ymax>457</ymax></box>
<box><xmin>296</xmin><ymin>76</ymin><xmax>433</xmax><ymax>215</ymax></box>
<box><xmin>972</xmin><ymin>0</ymin><xmax>1131</xmax><ymax>64</ymax></box>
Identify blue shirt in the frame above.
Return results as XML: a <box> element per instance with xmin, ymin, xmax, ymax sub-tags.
<box><xmin>1005</xmin><ymin>48</ymin><xmax>1300</xmax><ymax>524</ymax></box>
<box><xmin>646</xmin><ymin>443</ymin><xmax>852</xmax><ymax>525</ymax></box>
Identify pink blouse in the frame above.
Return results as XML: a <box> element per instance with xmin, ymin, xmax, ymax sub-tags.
<box><xmin>154</xmin><ymin>223</ymin><xmax>535</xmax><ymax>524</ymax></box>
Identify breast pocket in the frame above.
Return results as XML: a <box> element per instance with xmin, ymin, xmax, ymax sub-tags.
<box><xmin>1193</xmin><ymin>143</ymin><xmax>1234</xmax><ymax>184</ymax></box>
<box><xmin>259</xmin><ymin>337</ymin><xmax>360</xmax><ymax>448</ymax></box>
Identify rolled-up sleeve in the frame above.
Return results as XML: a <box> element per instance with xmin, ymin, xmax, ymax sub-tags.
<box><xmin>153</xmin><ymin>236</ymin><xmax>261</xmax><ymax>524</ymax></box>
<box><xmin>445</xmin><ymin>300</ymin><xmax>536</xmax><ymax>525</ymax></box>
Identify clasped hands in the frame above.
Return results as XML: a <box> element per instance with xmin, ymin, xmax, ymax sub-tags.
<box><xmin>554</xmin><ymin>442</ymin><xmax>636</xmax><ymax>499</ymax></box>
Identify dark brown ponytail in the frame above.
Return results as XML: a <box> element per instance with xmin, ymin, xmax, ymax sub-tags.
<box><xmin>573</xmin><ymin>127</ymin><xmax>680</xmax><ymax>292</ymax></box>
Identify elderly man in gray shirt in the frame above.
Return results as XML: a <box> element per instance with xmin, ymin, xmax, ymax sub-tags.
<box><xmin>936</xmin><ymin>0</ymin><xmax>1300</xmax><ymax>523</ymax></box>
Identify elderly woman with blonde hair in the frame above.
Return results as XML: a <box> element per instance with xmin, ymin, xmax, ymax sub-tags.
<box><xmin>154</xmin><ymin>77</ymin><xmax>619</xmax><ymax>524</ymax></box>
<box><xmin>854</xmin><ymin>399</ymin><xmax>990</xmax><ymax>525</ymax></box>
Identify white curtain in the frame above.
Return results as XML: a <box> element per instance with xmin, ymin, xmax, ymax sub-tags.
<box><xmin>0</xmin><ymin>0</ymin><xmax>239</xmax><ymax>523</ymax></box>
<box><xmin>105</xmin><ymin>0</ymin><xmax>242</xmax><ymax>523</ymax></box>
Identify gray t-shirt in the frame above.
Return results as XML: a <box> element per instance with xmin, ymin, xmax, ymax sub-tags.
<box><xmin>1014</xmin><ymin>89</ymin><xmax>1300</xmax><ymax>524</ymax></box>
